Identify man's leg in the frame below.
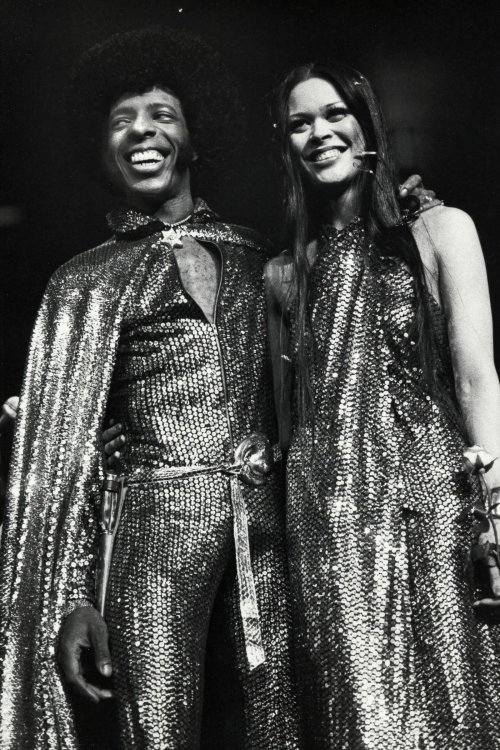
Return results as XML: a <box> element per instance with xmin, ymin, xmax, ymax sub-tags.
<box><xmin>105</xmin><ymin>475</ymin><xmax>233</xmax><ymax>749</ymax></box>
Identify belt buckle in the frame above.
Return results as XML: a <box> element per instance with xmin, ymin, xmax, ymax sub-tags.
<box><xmin>234</xmin><ymin>432</ymin><xmax>274</xmax><ymax>487</ymax></box>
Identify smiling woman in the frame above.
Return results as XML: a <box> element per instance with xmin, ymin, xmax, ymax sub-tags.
<box><xmin>265</xmin><ymin>61</ymin><xmax>500</xmax><ymax>749</ymax></box>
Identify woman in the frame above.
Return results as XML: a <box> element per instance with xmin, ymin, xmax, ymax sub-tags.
<box><xmin>265</xmin><ymin>63</ymin><xmax>500</xmax><ymax>749</ymax></box>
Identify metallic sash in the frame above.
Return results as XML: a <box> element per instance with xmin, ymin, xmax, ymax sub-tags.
<box><xmin>96</xmin><ymin>433</ymin><xmax>280</xmax><ymax>671</ymax></box>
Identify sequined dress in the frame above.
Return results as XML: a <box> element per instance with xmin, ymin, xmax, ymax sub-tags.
<box><xmin>286</xmin><ymin>219</ymin><xmax>500</xmax><ymax>749</ymax></box>
<box><xmin>0</xmin><ymin>202</ymin><xmax>300</xmax><ymax>750</ymax></box>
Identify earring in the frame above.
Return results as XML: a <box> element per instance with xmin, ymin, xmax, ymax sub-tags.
<box><xmin>353</xmin><ymin>150</ymin><xmax>377</xmax><ymax>175</ymax></box>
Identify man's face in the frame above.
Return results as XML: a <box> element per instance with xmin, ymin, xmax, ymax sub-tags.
<box><xmin>103</xmin><ymin>87</ymin><xmax>195</xmax><ymax>209</ymax></box>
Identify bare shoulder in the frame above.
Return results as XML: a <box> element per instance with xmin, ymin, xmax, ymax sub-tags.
<box><xmin>264</xmin><ymin>251</ymin><xmax>294</xmax><ymax>286</ymax></box>
<box><xmin>418</xmin><ymin>205</ymin><xmax>476</xmax><ymax>235</ymax></box>
<box><xmin>411</xmin><ymin>205</ymin><xmax>481</xmax><ymax>264</ymax></box>
<box><xmin>412</xmin><ymin>206</ymin><xmax>477</xmax><ymax>250</ymax></box>
<box><xmin>264</xmin><ymin>251</ymin><xmax>294</xmax><ymax>312</ymax></box>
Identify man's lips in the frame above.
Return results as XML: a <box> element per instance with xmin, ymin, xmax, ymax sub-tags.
<box><xmin>125</xmin><ymin>148</ymin><xmax>169</xmax><ymax>174</ymax></box>
<box><xmin>129</xmin><ymin>148</ymin><xmax>165</xmax><ymax>164</ymax></box>
<box><xmin>307</xmin><ymin>146</ymin><xmax>348</xmax><ymax>163</ymax></box>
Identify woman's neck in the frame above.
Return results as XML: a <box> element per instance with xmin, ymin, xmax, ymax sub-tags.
<box><xmin>319</xmin><ymin>185</ymin><xmax>360</xmax><ymax>230</ymax></box>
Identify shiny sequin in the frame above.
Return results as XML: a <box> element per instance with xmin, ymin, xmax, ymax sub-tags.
<box><xmin>286</xmin><ymin>220</ymin><xmax>500</xmax><ymax>749</ymax></box>
<box><xmin>0</xmin><ymin>201</ymin><xmax>300</xmax><ymax>748</ymax></box>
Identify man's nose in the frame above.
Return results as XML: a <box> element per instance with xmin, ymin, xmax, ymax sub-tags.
<box><xmin>310</xmin><ymin>117</ymin><xmax>332</xmax><ymax>141</ymax></box>
<box><xmin>130</xmin><ymin>112</ymin><xmax>156</xmax><ymax>137</ymax></box>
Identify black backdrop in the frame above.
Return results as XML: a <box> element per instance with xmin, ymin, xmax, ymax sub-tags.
<box><xmin>1</xmin><ymin>0</ymin><xmax>500</xmax><ymax>399</ymax></box>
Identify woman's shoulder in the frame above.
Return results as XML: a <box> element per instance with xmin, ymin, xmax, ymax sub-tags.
<box><xmin>264</xmin><ymin>251</ymin><xmax>295</xmax><ymax>311</ymax></box>
<box><xmin>411</xmin><ymin>205</ymin><xmax>480</xmax><ymax>262</ymax></box>
<box><xmin>264</xmin><ymin>250</ymin><xmax>294</xmax><ymax>284</ymax></box>
<box><xmin>264</xmin><ymin>249</ymin><xmax>293</xmax><ymax>271</ymax></box>
<box><xmin>412</xmin><ymin>205</ymin><xmax>477</xmax><ymax>241</ymax></box>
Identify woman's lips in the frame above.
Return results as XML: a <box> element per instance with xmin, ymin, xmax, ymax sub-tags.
<box><xmin>308</xmin><ymin>147</ymin><xmax>347</xmax><ymax>163</ymax></box>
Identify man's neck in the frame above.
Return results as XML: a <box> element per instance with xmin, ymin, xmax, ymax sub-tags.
<box><xmin>124</xmin><ymin>183</ymin><xmax>195</xmax><ymax>224</ymax></box>
<box><xmin>154</xmin><ymin>193</ymin><xmax>195</xmax><ymax>225</ymax></box>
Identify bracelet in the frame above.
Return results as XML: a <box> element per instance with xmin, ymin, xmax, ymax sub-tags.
<box><xmin>397</xmin><ymin>199</ymin><xmax>445</xmax><ymax>226</ymax></box>
<box><xmin>61</xmin><ymin>599</ymin><xmax>95</xmax><ymax>619</ymax></box>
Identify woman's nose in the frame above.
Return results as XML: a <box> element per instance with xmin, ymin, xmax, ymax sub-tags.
<box><xmin>310</xmin><ymin>117</ymin><xmax>332</xmax><ymax>141</ymax></box>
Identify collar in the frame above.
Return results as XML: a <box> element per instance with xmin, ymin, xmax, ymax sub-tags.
<box><xmin>106</xmin><ymin>198</ymin><xmax>218</xmax><ymax>239</ymax></box>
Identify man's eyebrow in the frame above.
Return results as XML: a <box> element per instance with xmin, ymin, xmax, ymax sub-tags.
<box><xmin>146</xmin><ymin>101</ymin><xmax>180</xmax><ymax>110</ymax></box>
<box><xmin>109</xmin><ymin>102</ymin><xmax>180</xmax><ymax>116</ymax></box>
<box><xmin>109</xmin><ymin>104</ymin><xmax>134</xmax><ymax>117</ymax></box>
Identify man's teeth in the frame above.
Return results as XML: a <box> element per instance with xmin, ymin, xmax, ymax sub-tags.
<box><xmin>130</xmin><ymin>149</ymin><xmax>164</xmax><ymax>164</ymax></box>
<box><xmin>312</xmin><ymin>148</ymin><xmax>344</xmax><ymax>162</ymax></box>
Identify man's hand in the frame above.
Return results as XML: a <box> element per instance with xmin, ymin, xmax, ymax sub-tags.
<box><xmin>398</xmin><ymin>174</ymin><xmax>439</xmax><ymax>209</ymax></box>
<box><xmin>58</xmin><ymin>606</ymin><xmax>114</xmax><ymax>702</ymax></box>
<box><xmin>102</xmin><ymin>421</ymin><xmax>126</xmax><ymax>471</ymax></box>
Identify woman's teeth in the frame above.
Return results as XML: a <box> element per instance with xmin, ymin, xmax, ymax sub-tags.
<box><xmin>312</xmin><ymin>148</ymin><xmax>344</xmax><ymax>162</ymax></box>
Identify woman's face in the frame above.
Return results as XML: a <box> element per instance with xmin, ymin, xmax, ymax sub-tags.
<box><xmin>287</xmin><ymin>77</ymin><xmax>365</xmax><ymax>194</ymax></box>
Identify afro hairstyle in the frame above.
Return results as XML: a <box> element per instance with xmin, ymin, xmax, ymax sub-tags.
<box><xmin>66</xmin><ymin>27</ymin><xmax>244</xmax><ymax>190</ymax></box>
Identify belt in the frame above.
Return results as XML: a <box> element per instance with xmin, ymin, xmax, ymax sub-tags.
<box><xmin>96</xmin><ymin>433</ymin><xmax>281</xmax><ymax>671</ymax></box>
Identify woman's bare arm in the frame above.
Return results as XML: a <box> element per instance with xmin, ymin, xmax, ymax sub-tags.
<box><xmin>416</xmin><ymin>206</ymin><xmax>500</xmax><ymax>602</ymax></box>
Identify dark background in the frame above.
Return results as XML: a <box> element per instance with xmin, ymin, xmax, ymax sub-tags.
<box><xmin>1</xmin><ymin>0</ymin><xmax>500</xmax><ymax>400</ymax></box>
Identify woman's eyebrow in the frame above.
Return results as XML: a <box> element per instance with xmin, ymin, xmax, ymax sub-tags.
<box><xmin>289</xmin><ymin>101</ymin><xmax>346</xmax><ymax>118</ymax></box>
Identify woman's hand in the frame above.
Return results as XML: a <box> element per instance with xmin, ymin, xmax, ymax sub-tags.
<box><xmin>102</xmin><ymin>421</ymin><xmax>126</xmax><ymax>471</ymax></box>
<box><xmin>474</xmin><ymin>483</ymin><xmax>500</xmax><ymax>610</ymax></box>
<box><xmin>473</xmin><ymin>520</ymin><xmax>500</xmax><ymax>610</ymax></box>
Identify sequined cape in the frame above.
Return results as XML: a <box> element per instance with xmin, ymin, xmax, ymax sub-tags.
<box><xmin>286</xmin><ymin>219</ymin><xmax>500</xmax><ymax>749</ymax></box>
<box><xmin>0</xmin><ymin>202</ymin><xmax>296</xmax><ymax>749</ymax></box>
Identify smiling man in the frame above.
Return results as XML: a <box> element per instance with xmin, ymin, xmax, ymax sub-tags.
<box><xmin>0</xmin><ymin>28</ymin><xmax>300</xmax><ymax>750</ymax></box>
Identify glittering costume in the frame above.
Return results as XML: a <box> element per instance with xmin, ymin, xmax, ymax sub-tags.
<box><xmin>0</xmin><ymin>202</ymin><xmax>299</xmax><ymax>749</ymax></box>
<box><xmin>286</xmin><ymin>219</ymin><xmax>500</xmax><ymax>749</ymax></box>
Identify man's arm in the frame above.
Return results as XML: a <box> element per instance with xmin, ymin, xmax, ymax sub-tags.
<box><xmin>58</xmin><ymin>464</ymin><xmax>115</xmax><ymax>701</ymax></box>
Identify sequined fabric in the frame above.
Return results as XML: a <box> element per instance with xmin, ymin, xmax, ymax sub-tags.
<box><xmin>0</xmin><ymin>201</ymin><xmax>300</xmax><ymax>749</ymax></box>
<box><xmin>286</xmin><ymin>219</ymin><xmax>500</xmax><ymax>749</ymax></box>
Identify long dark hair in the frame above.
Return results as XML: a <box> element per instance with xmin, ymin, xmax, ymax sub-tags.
<box><xmin>272</xmin><ymin>62</ymin><xmax>437</xmax><ymax>427</ymax></box>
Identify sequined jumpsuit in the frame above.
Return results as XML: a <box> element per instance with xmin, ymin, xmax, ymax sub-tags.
<box><xmin>286</xmin><ymin>220</ymin><xmax>500</xmax><ymax>750</ymax></box>
<box><xmin>100</xmin><ymin>211</ymin><xmax>299</xmax><ymax>749</ymax></box>
<box><xmin>0</xmin><ymin>204</ymin><xmax>299</xmax><ymax>750</ymax></box>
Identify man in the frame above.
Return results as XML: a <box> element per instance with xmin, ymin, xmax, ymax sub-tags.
<box><xmin>0</xmin><ymin>28</ymin><xmax>300</xmax><ymax>749</ymax></box>
<box><xmin>0</xmin><ymin>27</ymin><xmax>432</xmax><ymax>750</ymax></box>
